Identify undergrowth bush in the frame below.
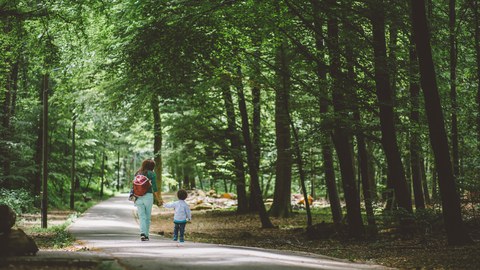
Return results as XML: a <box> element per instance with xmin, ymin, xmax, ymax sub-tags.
<box><xmin>0</xmin><ymin>188</ymin><xmax>36</xmax><ymax>215</ymax></box>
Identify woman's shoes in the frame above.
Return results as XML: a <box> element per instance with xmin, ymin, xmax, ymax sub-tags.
<box><xmin>141</xmin><ymin>234</ymin><xmax>149</xmax><ymax>241</ymax></box>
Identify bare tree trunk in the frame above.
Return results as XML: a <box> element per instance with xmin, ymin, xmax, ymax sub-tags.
<box><xmin>100</xmin><ymin>152</ymin><xmax>105</xmax><ymax>198</ymax></box>
<box><xmin>473</xmin><ymin>0</ymin><xmax>480</xmax><ymax>153</ymax></box>
<box><xmin>41</xmin><ymin>73</ymin><xmax>49</xmax><ymax>229</ymax></box>
<box><xmin>409</xmin><ymin>42</ymin><xmax>426</xmax><ymax>210</ymax></box>
<box><xmin>370</xmin><ymin>1</ymin><xmax>413</xmax><ymax>214</ymax></box>
<box><xmin>70</xmin><ymin>113</ymin><xmax>76</xmax><ymax>210</ymax></box>
<box><xmin>270</xmin><ymin>41</ymin><xmax>293</xmax><ymax>218</ymax></box>
<box><xmin>235</xmin><ymin>67</ymin><xmax>274</xmax><ymax>228</ymax></box>
<box><xmin>327</xmin><ymin>0</ymin><xmax>364</xmax><ymax>238</ymax></box>
<box><xmin>449</xmin><ymin>0</ymin><xmax>460</xmax><ymax>180</ymax></box>
<box><xmin>311</xmin><ymin>0</ymin><xmax>343</xmax><ymax>226</ymax></box>
<box><xmin>411</xmin><ymin>0</ymin><xmax>473</xmax><ymax>245</ymax></box>
<box><xmin>250</xmin><ymin>50</ymin><xmax>262</xmax><ymax>212</ymax></box>
<box><xmin>221</xmin><ymin>75</ymin><xmax>248</xmax><ymax>214</ymax></box>
<box><xmin>151</xmin><ymin>94</ymin><xmax>163</xmax><ymax>202</ymax></box>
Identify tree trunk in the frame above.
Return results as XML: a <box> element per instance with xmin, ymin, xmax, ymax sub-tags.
<box><xmin>2</xmin><ymin>68</ymin><xmax>12</xmax><ymax>179</ymax></box>
<box><xmin>411</xmin><ymin>0</ymin><xmax>473</xmax><ymax>246</ymax></box>
<box><xmin>327</xmin><ymin>0</ymin><xmax>364</xmax><ymax>238</ymax></box>
<box><xmin>151</xmin><ymin>94</ymin><xmax>163</xmax><ymax>202</ymax></box>
<box><xmin>10</xmin><ymin>62</ymin><xmax>19</xmax><ymax>117</ymax></box>
<box><xmin>287</xmin><ymin>104</ymin><xmax>312</xmax><ymax>226</ymax></box>
<box><xmin>370</xmin><ymin>2</ymin><xmax>413</xmax><ymax>214</ymax></box>
<box><xmin>450</xmin><ymin>0</ymin><xmax>460</xmax><ymax>180</ymax></box>
<box><xmin>100</xmin><ymin>152</ymin><xmax>105</xmax><ymax>198</ymax></box>
<box><xmin>311</xmin><ymin>0</ymin><xmax>343</xmax><ymax>226</ymax></box>
<box><xmin>347</xmin><ymin>45</ymin><xmax>377</xmax><ymax>233</ymax></box>
<box><xmin>250</xmin><ymin>53</ymin><xmax>262</xmax><ymax>212</ymax></box>
<box><xmin>473</xmin><ymin>0</ymin><xmax>480</xmax><ymax>154</ymax></box>
<box><xmin>420</xmin><ymin>157</ymin><xmax>431</xmax><ymax>204</ymax></box>
<box><xmin>41</xmin><ymin>73</ymin><xmax>49</xmax><ymax>229</ymax></box>
<box><xmin>70</xmin><ymin>113</ymin><xmax>76</xmax><ymax>210</ymax></box>
<box><xmin>117</xmin><ymin>151</ymin><xmax>120</xmax><ymax>191</ymax></box>
<box><xmin>234</xmin><ymin>66</ymin><xmax>274</xmax><ymax>228</ymax></box>
<box><xmin>409</xmin><ymin>42</ymin><xmax>426</xmax><ymax>210</ymax></box>
<box><xmin>221</xmin><ymin>75</ymin><xmax>248</xmax><ymax>214</ymax></box>
<box><xmin>269</xmin><ymin>41</ymin><xmax>293</xmax><ymax>218</ymax></box>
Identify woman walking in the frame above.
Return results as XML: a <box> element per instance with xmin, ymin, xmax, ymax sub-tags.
<box><xmin>134</xmin><ymin>159</ymin><xmax>161</xmax><ymax>241</ymax></box>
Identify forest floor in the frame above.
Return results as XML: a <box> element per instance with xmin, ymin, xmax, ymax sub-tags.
<box><xmin>151</xmin><ymin>208</ymin><xmax>480</xmax><ymax>269</ymax></box>
<box><xmin>11</xmin><ymin>195</ymin><xmax>480</xmax><ymax>270</ymax></box>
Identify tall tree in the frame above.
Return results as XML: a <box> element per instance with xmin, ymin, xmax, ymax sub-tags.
<box><xmin>327</xmin><ymin>0</ymin><xmax>364</xmax><ymax>238</ymax></box>
<box><xmin>234</xmin><ymin>66</ymin><xmax>274</xmax><ymax>228</ymax></box>
<box><xmin>311</xmin><ymin>0</ymin><xmax>343</xmax><ymax>227</ymax></box>
<box><xmin>270</xmin><ymin>38</ymin><xmax>293</xmax><ymax>218</ymax></box>
<box><xmin>221</xmin><ymin>74</ymin><xmax>248</xmax><ymax>214</ymax></box>
<box><xmin>370</xmin><ymin>0</ymin><xmax>413</xmax><ymax>214</ymax></box>
<box><xmin>411</xmin><ymin>0</ymin><xmax>473</xmax><ymax>246</ymax></box>
<box><xmin>409</xmin><ymin>43</ymin><xmax>426</xmax><ymax>210</ymax></box>
<box><xmin>151</xmin><ymin>94</ymin><xmax>163</xmax><ymax>203</ymax></box>
<box><xmin>449</xmin><ymin>0</ymin><xmax>460</xmax><ymax>179</ymax></box>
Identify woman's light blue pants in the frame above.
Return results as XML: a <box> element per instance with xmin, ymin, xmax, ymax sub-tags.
<box><xmin>135</xmin><ymin>193</ymin><xmax>153</xmax><ymax>237</ymax></box>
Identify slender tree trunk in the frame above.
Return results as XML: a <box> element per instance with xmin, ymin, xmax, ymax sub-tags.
<box><xmin>250</xmin><ymin>54</ymin><xmax>262</xmax><ymax>212</ymax></box>
<box><xmin>151</xmin><ymin>94</ymin><xmax>163</xmax><ymax>202</ymax></box>
<box><xmin>311</xmin><ymin>0</ymin><xmax>343</xmax><ymax>226</ymax></box>
<box><xmin>409</xmin><ymin>42</ymin><xmax>426</xmax><ymax>210</ymax></box>
<box><xmin>70</xmin><ymin>113</ymin><xmax>76</xmax><ymax>210</ymax></box>
<box><xmin>327</xmin><ymin>0</ymin><xmax>364</xmax><ymax>238</ymax></box>
<box><xmin>289</xmin><ymin>117</ymin><xmax>312</xmax><ymax>227</ymax></box>
<box><xmin>343</xmin><ymin>25</ymin><xmax>377</xmax><ymax>231</ymax></box>
<box><xmin>10</xmin><ymin>62</ymin><xmax>19</xmax><ymax>117</ymax></box>
<box><xmin>41</xmin><ymin>73</ymin><xmax>49</xmax><ymax>229</ymax></box>
<box><xmin>450</xmin><ymin>0</ymin><xmax>460</xmax><ymax>180</ymax></box>
<box><xmin>100</xmin><ymin>152</ymin><xmax>105</xmax><ymax>198</ymax></box>
<box><xmin>473</xmin><ymin>0</ymin><xmax>480</xmax><ymax>152</ymax></box>
<box><xmin>420</xmin><ymin>157</ymin><xmax>431</xmax><ymax>204</ymax></box>
<box><xmin>117</xmin><ymin>151</ymin><xmax>120</xmax><ymax>191</ymax></box>
<box><xmin>2</xmin><ymin>69</ymin><xmax>12</xmax><ymax>179</ymax></box>
<box><xmin>270</xmin><ymin>41</ymin><xmax>293</xmax><ymax>218</ymax></box>
<box><xmin>411</xmin><ymin>0</ymin><xmax>473</xmax><ymax>245</ymax></box>
<box><xmin>234</xmin><ymin>66</ymin><xmax>274</xmax><ymax>228</ymax></box>
<box><xmin>221</xmin><ymin>75</ymin><xmax>248</xmax><ymax>214</ymax></box>
<box><xmin>370</xmin><ymin>2</ymin><xmax>413</xmax><ymax>214</ymax></box>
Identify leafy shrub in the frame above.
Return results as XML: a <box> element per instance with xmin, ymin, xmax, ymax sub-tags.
<box><xmin>0</xmin><ymin>188</ymin><xmax>36</xmax><ymax>215</ymax></box>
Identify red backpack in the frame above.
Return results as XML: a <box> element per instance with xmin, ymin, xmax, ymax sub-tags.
<box><xmin>133</xmin><ymin>174</ymin><xmax>152</xmax><ymax>196</ymax></box>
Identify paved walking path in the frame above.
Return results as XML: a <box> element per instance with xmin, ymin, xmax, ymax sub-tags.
<box><xmin>68</xmin><ymin>194</ymin><xmax>391</xmax><ymax>270</ymax></box>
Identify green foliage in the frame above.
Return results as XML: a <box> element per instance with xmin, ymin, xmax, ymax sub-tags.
<box><xmin>0</xmin><ymin>188</ymin><xmax>36</xmax><ymax>215</ymax></box>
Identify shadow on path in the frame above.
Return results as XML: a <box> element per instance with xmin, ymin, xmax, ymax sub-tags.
<box><xmin>66</xmin><ymin>194</ymin><xmax>392</xmax><ymax>270</ymax></box>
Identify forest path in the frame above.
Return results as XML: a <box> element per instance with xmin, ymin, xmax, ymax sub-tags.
<box><xmin>68</xmin><ymin>194</ymin><xmax>391</xmax><ymax>270</ymax></box>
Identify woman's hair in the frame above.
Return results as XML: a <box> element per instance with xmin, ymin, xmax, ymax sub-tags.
<box><xmin>177</xmin><ymin>189</ymin><xmax>188</xmax><ymax>200</ymax></box>
<box><xmin>137</xmin><ymin>159</ymin><xmax>155</xmax><ymax>174</ymax></box>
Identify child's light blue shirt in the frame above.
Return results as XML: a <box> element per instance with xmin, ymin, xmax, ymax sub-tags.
<box><xmin>164</xmin><ymin>200</ymin><xmax>192</xmax><ymax>223</ymax></box>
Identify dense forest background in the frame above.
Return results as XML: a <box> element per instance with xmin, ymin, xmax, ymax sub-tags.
<box><xmin>1</xmin><ymin>0</ymin><xmax>479</xmax><ymax>246</ymax></box>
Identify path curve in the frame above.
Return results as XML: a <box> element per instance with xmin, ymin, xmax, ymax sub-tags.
<box><xmin>69</xmin><ymin>194</ymin><xmax>391</xmax><ymax>270</ymax></box>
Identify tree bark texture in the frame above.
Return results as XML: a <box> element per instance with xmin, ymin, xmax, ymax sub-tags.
<box><xmin>151</xmin><ymin>94</ymin><xmax>163</xmax><ymax>202</ymax></box>
<box><xmin>449</xmin><ymin>0</ymin><xmax>460</xmax><ymax>179</ymax></box>
<box><xmin>311</xmin><ymin>0</ymin><xmax>343</xmax><ymax>226</ymax></box>
<box><xmin>327</xmin><ymin>0</ymin><xmax>365</xmax><ymax>238</ymax></box>
<box><xmin>409</xmin><ymin>43</ymin><xmax>426</xmax><ymax>210</ymax></box>
<box><xmin>221</xmin><ymin>75</ymin><xmax>248</xmax><ymax>214</ymax></box>
<box><xmin>270</xmin><ymin>41</ymin><xmax>293</xmax><ymax>218</ymax></box>
<box><xmin>473</xmin><ymin>0</ymin><xmax>480</xmax><ymax>151</ymax></box>
<box><xmin>41</xmin><ymin>74</ymin><xmax>49</xmax><ymax>229</ymax></box>
<box><xmin>411</xmin><ymin>0</ymin><xmax>473</xmax><ymax>245</ymax></box>
<box><xmin>234</xmin><ymin>67</ymin><xmax>274</xmax><ymax>228</ymax></box>
<box><xmin>371</xmin><ymin>2</ymin><xmax>413</xmax><ymax>214</ymax></box>
<box><xmin>70</xmin><ymin>113</ymin><xmax>76</xmax><ymax>210</ymax></box>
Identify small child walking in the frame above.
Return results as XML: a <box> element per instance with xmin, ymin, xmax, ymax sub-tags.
<box><xmin>164</xmin><ymin>189</ymin><xmax>192</xmax><ymax>244</ymax></box>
